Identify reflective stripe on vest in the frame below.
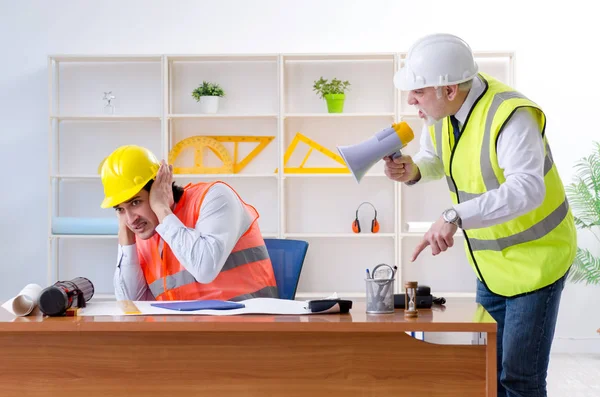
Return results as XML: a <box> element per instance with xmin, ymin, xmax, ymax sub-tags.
<box><xmin>480</xmin><ymin>91</ymin><xmax>527</xmax><ymax>190</ymax></box>
<box><xmin>221</xmin><ymin>245</ymin><xmax>270</xmax><ymax>272</ymax></box>
<box><xmin>468</xmin><ymin>199</ymin><xmax>570</xmax><ymax>251</ymax></box>
<box><xmin>148</xmin><ymin>245</ymin><xmax>270</xmax><ymax>298</ymax></box>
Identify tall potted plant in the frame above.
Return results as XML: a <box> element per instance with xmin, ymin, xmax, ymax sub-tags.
<box><xmin>313</xmin><ymin>77</ymin><xmax>350</xmax><ymax>113</ymax></box>
<box><xmin>192</xmin><ymin>81</ymin><xmax>225</xmax><ymax>114</ymax></box>
<box><xmin>565</xmin><ymin>141</ymin><xmax>600</xmax><ymax>285</ymax></box>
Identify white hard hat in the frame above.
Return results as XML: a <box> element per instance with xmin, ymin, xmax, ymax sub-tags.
<box><xmin>394</xmin><ymin>33</ymin><xmax>479</xmax><ymax>91</ymax></box>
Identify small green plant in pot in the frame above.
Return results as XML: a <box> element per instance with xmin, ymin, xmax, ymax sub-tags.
<box><xmin>313</xmin><ymin>77</ymin><xmax>350</xmax><ymax>113</ymax></box>
<box><xmin>565</xmin><ymin>141</ymin><xmax>600</xmax><ymax>285</ymax></box>
<box><xmin>192</xmin><ymin>81</ymin><xmax>225</xmax><ymax>114</ymax></box>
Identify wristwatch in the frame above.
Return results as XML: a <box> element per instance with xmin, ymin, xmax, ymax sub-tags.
<box><xmin>442</xmin><ymin>208</ymin><xmax>462</xmax><ymax>228</ymax></box>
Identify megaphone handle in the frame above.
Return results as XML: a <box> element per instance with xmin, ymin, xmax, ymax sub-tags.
<box><xmin>390</xmin><ymin>150</ymin><xmax>402</xmax><ymax>160</ymax></box>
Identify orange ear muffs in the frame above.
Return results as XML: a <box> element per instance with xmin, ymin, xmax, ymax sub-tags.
<box><xmin>352</xmin><ymin>218</ymin><xmax>361</xmax><ymax>233</ymax></box>
<box><xmin>371</xmin><ymin>218</ymin><xmax>380</xmax><ymax>233</ymax></box>
<box><xmin>353</xmin><ymin>202</ymin><xmax>379</xmax><ymax>233</ymax></box>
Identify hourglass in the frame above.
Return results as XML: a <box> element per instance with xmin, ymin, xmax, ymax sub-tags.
<box><xmin>404</xmin><ymin>281</ymin><xmax>418</xmax><ymax>318</ymax></box>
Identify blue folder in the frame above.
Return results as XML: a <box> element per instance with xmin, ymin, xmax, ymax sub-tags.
<box><xmin>150</xmin><ymin>300</ymin><xmax>245</xmax><ymax>311</ymax></box>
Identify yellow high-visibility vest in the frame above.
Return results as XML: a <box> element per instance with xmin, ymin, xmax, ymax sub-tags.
<box><xmin>428</xmin><ymin>72</ymin><xmax>576</xmax><ymax>297</ymax></box>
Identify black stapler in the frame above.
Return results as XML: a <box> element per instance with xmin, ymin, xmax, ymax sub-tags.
<box><xmin>393</xmin><ymin>285</ymin><xmax>446</xmax><ymax>309</ymax></box>
<box><xmin>307</xmin><ymin>299</ymin><xmax>353</xmax><ymax>313</ymax></box>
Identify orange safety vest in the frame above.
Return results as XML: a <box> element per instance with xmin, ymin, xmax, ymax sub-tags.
<box><xmin>136</xmin><ymin>181</ymin><xmax>278</xmax><ymax>301</ymax></box>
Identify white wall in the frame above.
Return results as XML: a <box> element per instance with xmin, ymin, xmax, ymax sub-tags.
<box><xmin>1</xmin><ymin>0</ymin><xmax>598</xmax><ymax>352</ymax></box>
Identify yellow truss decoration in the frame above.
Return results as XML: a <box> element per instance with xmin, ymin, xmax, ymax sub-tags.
<box><xmin>168</xmin><ymin>135</ymin><xmax>274</xmax><ymax>174</ymax></box>
<box><xmin>275</xmin><ymin>132</ymin><xmax>350</xmax><ymax>174</ymax></box>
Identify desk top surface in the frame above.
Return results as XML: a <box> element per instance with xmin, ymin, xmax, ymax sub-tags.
<box><xmin>0</xmin><ymin>298</ymin><xmax>496</xmax><ymax>333</ymax></box>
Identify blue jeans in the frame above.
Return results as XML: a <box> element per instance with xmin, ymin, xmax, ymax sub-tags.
<box><xmin>476</xmin><ymin>274</ymin><xmax>566</xmax><ymax>397</ymax></box>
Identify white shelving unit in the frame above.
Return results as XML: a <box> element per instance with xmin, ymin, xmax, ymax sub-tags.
<box><xmin>47</xmin><ymin>51</ymin><xmax>514</xmax><ymax>299</ymax></box>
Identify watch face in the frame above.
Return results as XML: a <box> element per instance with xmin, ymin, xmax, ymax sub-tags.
<box><xmin>445</xmin><ymin>209</ymin><xmax>457</xmax><ymax>221</ymax></box>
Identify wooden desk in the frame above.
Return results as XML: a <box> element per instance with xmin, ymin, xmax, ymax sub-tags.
<box><xmin>0</xmin><ymin>299</ymin><xmax>496</xmax><ymax>397</ymax></box>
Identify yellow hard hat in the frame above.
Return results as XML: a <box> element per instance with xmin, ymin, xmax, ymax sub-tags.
<box><xmin>99</xmin><ymin>145</ymin><xmax>160</xmax><ymax>208</ymax></box>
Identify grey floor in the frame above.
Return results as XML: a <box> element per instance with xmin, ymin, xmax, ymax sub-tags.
<box><xmin>547</xmin><ymin>354</ymin><xmax>600</xmax><ymax>396</ymax></box>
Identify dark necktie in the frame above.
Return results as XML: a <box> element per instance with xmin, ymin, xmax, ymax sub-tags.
<box><xmin>450</xmin><ymin>115</ymin><xmax>461</xmax><ymax>143</ymax></box>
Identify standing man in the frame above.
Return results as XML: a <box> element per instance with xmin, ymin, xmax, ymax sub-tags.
<box><xmin>100</xmin><ymin>145</ymin><xmax>278</xmax><ymax>302</ymax></box>
<box><xmin>385</xmin><ymin>33</ymin><xmax>576</xmax><ymax>397</ymax></box>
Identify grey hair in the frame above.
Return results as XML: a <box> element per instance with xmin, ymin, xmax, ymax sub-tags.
<box><xmin>458</xmin><ymin>79</ymin><xmax>473</xmax><ymax>92</ymax></box>
<box><xmin>435</xmin><ymin>79</ymin><xmax>473</xmax><ymax>98</ymax></box>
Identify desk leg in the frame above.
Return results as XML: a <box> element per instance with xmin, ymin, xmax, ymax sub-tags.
<box><xmin>486</xmin><ymin>331</ymin><xmax>497</xmax><ymax>397</ymax></box>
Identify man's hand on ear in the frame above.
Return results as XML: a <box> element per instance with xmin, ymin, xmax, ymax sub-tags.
<box><xmin>149</xmin><ymin>160</ymin><xmax>175</xmax><ymax>223</ymax></box>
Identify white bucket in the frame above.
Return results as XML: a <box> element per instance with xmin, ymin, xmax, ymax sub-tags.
<box><xmin>199</xmin><ymin>96</ymin><xmax>220</xmax><ymax>114</ymax></box>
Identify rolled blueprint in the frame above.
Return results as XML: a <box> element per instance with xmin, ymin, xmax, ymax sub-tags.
<box><xmin>1</xmin><ymin>284</ymin><xmax>43</xmax><ymax>316</ymax></box>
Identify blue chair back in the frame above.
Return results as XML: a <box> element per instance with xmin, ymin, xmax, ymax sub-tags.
<box><xmin>264</xmin><ymin>238</ymin><xmax>309</xmax><ymax>300</ymax></box>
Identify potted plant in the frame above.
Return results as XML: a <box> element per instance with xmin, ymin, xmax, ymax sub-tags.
<box><xmin>565</xmin><ymin>141</ymin><xmax>600</xmax><ymax>285</ymax></box>
<box><xmin>192</xmin><ymin>81</ymin><xmax>225</xmax><ymax>114</ymax></box>
<box><xmin>313</xmin><ymin>77</ymin><xmax>350</xmax><ymax>113</ymax></box>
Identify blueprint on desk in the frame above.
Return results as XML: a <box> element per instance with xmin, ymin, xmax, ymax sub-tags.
<box><xmin>78</xmin><ymin>297</ymin><xmax>343</xmax><ymax>316</ymax></box>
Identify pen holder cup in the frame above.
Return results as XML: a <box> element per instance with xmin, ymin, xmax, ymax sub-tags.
<box><xmin>365</xmin><ymin>278</ymin><xmax>395</xmax><ymax>314</ymax></box>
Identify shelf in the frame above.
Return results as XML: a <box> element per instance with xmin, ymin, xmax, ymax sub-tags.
<box><xmin>284</xmin><ymin>233</ymin><xmax>396</xmax><ymax>239</ymax></box>
<box><xmin>168</xmin><ymin>114</ymin><xmax>278</xmax><ymax>119</ymax></box>
<box><xmin>51</xmin><ymin>175</ymin><xmax>100</xmax><ymax>180</ymax></box>
<box><xmin>397</xmin><ymin>51</ymin><xmax>514</xmax><ymax>60</ymax></box>
<box><xmin>51</xmin><ymin>115</ymin><xmax>161</xmax><ymax>121</ymax></box>
<box><xmin>51</xmin><ymin>234</ymin><xmax>118</xmax><ymax>239</ymax></box>
<box><xmin>283</xmin><ymin>53</ymin><xmax>394</xmax><ymax>62</ymax></box>
<box><xmin>170</xmin><ymin>57</ymin><xmax>278</xmax><ymax>116</ymax></box>
<box><xmin>167</xmin><ymin>54</ymin><xmax>278</xmax><ymax>62</ymax></box>
<box><xmin>50</xmin><ymin>55</ymin><xmax>162</xmax><ymax>63</ymax></box>
<box><xmin>284</xmin><ymin>112</ymin><xmax>394</xmax><ymax>118</ymax></box>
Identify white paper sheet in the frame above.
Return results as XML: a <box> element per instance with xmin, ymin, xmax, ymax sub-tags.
<box><xmin>1</xmin><ymin>284</ymin><xmax>43</xmax><ymax>316</ymax></box>
<box><xmin>79</xmin><ymin>297</ymin><xmax>335</xmax><ymax>316</ymax></box>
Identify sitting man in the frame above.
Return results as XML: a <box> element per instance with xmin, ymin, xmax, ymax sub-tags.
<box><xmin>99</xmin><ymin>145</ymin><xmax>278</xmax><ymax>301</ymax></box>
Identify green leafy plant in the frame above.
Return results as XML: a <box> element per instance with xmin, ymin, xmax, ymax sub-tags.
<box><xmin>192</xmin><ymin>81</ymin><xmax>225</xmax><ymax>100</ymax></box>
<box><xmin>565</xmin><ymin>141</ymin><xmax>600</xmax><ymax>285</ymax></box>
<box><xmin>312</xmin><ymin>77</ymin><xmax>350</xmax><ymax>99</ymax></box>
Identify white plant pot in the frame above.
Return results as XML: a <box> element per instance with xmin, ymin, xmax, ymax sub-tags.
<box><xmin>199</xmin><ymin>96</ymin><xmax>220</xmax><ymax>114</ymax></box>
